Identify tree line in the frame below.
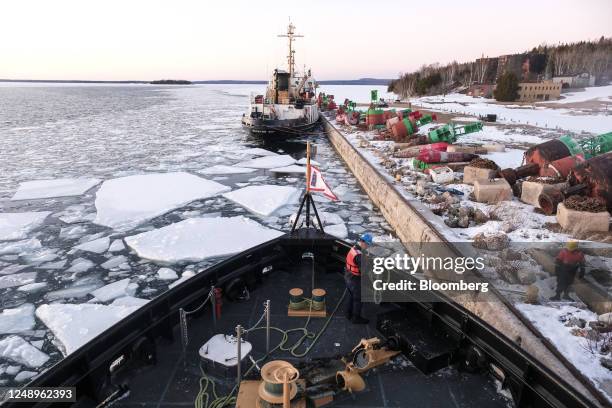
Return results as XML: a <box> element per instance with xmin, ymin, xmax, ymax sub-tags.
<box><xmin>388</xmin><ymin>37</ymin><xmax>612</xmax><ymax>98</ymax></box>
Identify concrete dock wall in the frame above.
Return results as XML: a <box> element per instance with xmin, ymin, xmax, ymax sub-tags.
<box><xmin>322</xmin><ymin>117</ymin><xmax>602</xmax><ymax>405</ymax></box>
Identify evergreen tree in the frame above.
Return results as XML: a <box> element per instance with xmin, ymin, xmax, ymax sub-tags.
<box><xmin>494</xmin><ymin>72</ymin><xmax>519</xmax><ymax>101</ymax></box>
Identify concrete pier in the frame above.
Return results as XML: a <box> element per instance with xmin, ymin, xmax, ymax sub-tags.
<box><xmin>322</xmin><ymin>116</ymin><xmax>603</xmax><ymax>406</ymax></box>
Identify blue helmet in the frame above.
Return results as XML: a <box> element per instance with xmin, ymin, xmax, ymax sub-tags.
<box><xmin>359</xmin><ymin>233</ymin><xmax>373</xmax><ymax>245</ymax></box>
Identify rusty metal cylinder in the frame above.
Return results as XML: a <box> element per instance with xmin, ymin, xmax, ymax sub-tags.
<box><xmin>568</xmin><ymin>152</ymin><xmax>612</xmax><ymax>211</ymax></box>
<box><xmin>541</xmin><ymin>155</ymin><xmax>585</xmax><ymax>179</ymax></box>
<box><xmin>525</xmin><ymin>139</ymin><xmax>571</xmax><ymax>167</ymax></box>
<box><xmin>538</xmin><ymin>184</ymin><xmax>587</xmax><ymax>215</ymax></box>
<box><xmin>501</xmin><ymin>163</ymin><xmax>539</xmax><ymax>185</ymax></box>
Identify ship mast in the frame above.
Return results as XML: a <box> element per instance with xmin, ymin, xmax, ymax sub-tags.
<box><xmin>278</xmin><ymin>23</ymin><xmax>303</xmax><ymax>78</ymax></box>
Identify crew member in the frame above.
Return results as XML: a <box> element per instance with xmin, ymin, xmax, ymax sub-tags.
<box><xmin>345</xmin><ymin>233</ymin><xmax>373</xmax><ymax>324</ymax></box>
<box><xmin>550</xmin><ymin>240</ymin><xmax>585</xmax><ymax>301</ymax></box>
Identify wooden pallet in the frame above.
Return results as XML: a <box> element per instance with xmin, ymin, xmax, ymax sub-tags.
<box><xmin>287</xmin><ymin>307</ymin><xmax>327</xmax><ymax>318</ymax></box>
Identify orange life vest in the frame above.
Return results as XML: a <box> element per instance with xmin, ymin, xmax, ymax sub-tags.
<box><xmin>346</xmin><ymin>246</ymin><xmax>361</xmax><ymax>275</ymax></box>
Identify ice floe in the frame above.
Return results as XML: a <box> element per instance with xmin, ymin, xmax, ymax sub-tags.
<box><xmin>0</xmin><ymin>336</ymin><xmax>49</xmax><ymax>368</ymax></box>
<box><xmin>269</xmin><ymin>165</ymin><xmax>306</xmax><ymax>175</ymax></box>
<box><xmin>90</xmin><ymin>278</ymin><xmax>131</xmax><ymax>302</ymax></box>
<box><xmin>199</xmin><ymin>165</ymin><xmax>257</xmax><ymax>175</ymax></box>
<box><xmin>11</xmin><ymin>178</ymin><xmax>101</xmax><ymax>201</ymax></box>
<box><xmin>45</xmin><ymin>283</ymin><xmax>102</xmax><ymax>301</ymax></box>
<box><xmin>241</xmin><ymin>147</ymin><xmax>278</xmax><ymax>156</ymax></box>
<box><xmin>36</xmin><ymin>303</ymin><xmax>141</xmax><ymax>355</ymax></box>
<box><xmin>14</xmin><ymin>371</ymin><xmax>37</xmax><ymax>382</ymax></box>
<box><xmin>74</xmin><ymin>236</ymin><xmax>110</xmax><ymax>254</ymax></box>
<box><xmin>0</xmin><ymin>272</ymin><xmax>37</xmax><ymax>289</ymax></box>
<box><xmin>101</xmin><ymin>255</ymin><xmax>128</xmax><ymax>270</ymax></box>
<box><xmin>0</xmin><ymin>212</ymin><xmax>50</xmax><ymax>241</ymax></box>
<box><xmin>111</xmin><ymin>296</ymin><xmax>149</xmax><ymax>307</ymax></box>
<box><xmin>0</xmin><ymin>304</ymin><xmax>35</xmax><ymax>334</ymax></box>
<box><xmin>17</xmin><ymin>282</ymin><xmax>48</xmax><ymax>293</ymax></box>
<box><xmin>222</xmin><ymin>185</ymin><xmax>299</xmax><ymax>217</ymax></box>
<box><xmin>108</xmin><ymin>239</ymin><xmax>125</xmax><ymax>252</ymax></box>
<box><xmin>157</xmin><ymin>267</ymin><xmax>178</xmax><ymax>280</ymax></box>
<box><xmin>38</xmin><ymin>260</ymin><xmax>67</xmax><ymax>270</ymax></box>
<box><xmin>296</xmin><ymin>158</ymin><xmax>321</xmax><ymax>166</ymax></box>
<box><xmin>94</xmin><ymin>172</ymin><xmax>231</xmax><ymax>230</ymax></box>
<box><xmin>125</xmin><ymin>216</ymin><xmax>283</xmax><ymax>263</ymax></box>
<box><xmin>0</xmin><ymin>239</ymin><xmax>42</xmax><ymax>256</ymax></box>
<box><xmin>325</xmin><ymin>223</ymin><xmax>348</xmax><ymax>239</ymax></box>
<box><xmin>66</xmin><ymin>258</ymin><xmax>95</xmax><ymax>274</ymax></box>
<box><xmin>235</xmin><ymin>155</ymin><xmax>296</xmax><ymax>169</ymax></box>
<box><xmin>0</xmin><ymin>264</ymin><xmax>28</xmax><ymax>275</ymax></box>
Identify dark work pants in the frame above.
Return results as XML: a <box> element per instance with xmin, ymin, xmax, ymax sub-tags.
<box><xmin>556</xmin><ymin>270</ymin><xmax>576</xmax><ymax>296</ymax></box>
<box><xmin>344</xmin><ymin>271</ymin><xmax>362</xmax><ymax>319</ymax></box>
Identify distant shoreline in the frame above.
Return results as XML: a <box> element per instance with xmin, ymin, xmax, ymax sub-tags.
<box><xmin>0</xmin><ymin>78</ymin><xmax>391</xmax><ymax>86</ymax></box>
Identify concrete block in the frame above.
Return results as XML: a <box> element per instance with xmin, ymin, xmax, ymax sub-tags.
<box><xmin>556</xmin><ymin>203</ymin><xmax>610</xmax><ymax>233</ymax></box>
<box><xmin>447</xmin><ymin>145</ymin><xmax>488</xmax><ymax>154</ymax></box>
<box><xmin>520</xmin><ymin>181</ymin><xmax>568</xmax><ymax>208</ymax></box>
<box><xmin>482</xmin><ymin>143</ymin><xmax>505</xmax><ymax>152</ymax></box>
<box><xmin>473</xmin><ymin>178</ymin><xmax>512</xmax><ymax>204</ymax></box>
<box><xmin>430</xmin><ymin>166</ymin><xmax>454</xmax><ymax>184</ymax></box>
<box><xmin>463</xmin><ymin>166</ymin><xmax>498</xmax><ymax>185</ymax></box>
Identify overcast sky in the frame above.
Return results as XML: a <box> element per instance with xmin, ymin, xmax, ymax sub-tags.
<box><xmin>1</xmin><ymin>0</ymin><xmax>611</xmax><ymax>81</ymax></box>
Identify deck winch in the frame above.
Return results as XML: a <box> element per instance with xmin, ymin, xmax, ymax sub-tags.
<box><xmin>235</xmin><ymin>337</ymin><xmax>401</xmax><ymax>408</ymax></box>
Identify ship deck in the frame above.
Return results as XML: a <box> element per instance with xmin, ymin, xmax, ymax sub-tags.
<box><xmin>114</xmin><ymin>259</ymin><xmax>510</xmax><ymax>408</ymax></box>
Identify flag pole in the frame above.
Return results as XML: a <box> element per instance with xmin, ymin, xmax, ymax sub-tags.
<box><xmin>306</xmin><ymin>142</ymin><xmax>311</xmax><ymax>194</ymax></box>
<box><xmin>305</xmin><ymin>141</ymin><xmax>311</xmax><ymax>227</ymax></box>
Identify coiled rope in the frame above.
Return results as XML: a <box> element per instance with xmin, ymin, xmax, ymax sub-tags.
<box><xmin>194</xmin><ymin>289</ymin><xmax>347</xmax><ymax>408</ymax></box>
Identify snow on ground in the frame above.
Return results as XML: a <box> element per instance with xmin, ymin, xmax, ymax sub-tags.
<box><xmin>11</xmin><ymin>178</ymin><xmax>101</xmax><ymax>200</ymax></box>
<box><xmin>458</xmin><ymin>124</ymin><xmax>546</xmax><ymax>146</ymax></box>
<box><xmin>546</xmin><ymin>84</ymin><xmax>612</xmax><ymax>105</ymax></box>
<box><xmin>482</xmin><ymin>149</ymin><xmax>526</xmax><ymax>169</ymax></box>
<box><xmin>269</xmin><ymin>165</ymin><xmax>307</xmax><ymax>175</ymax></box>
<box><xmin>73</xmin><ymin>236</ymin><xmax>110</xmax><ymax>254</ymax></box>
<box><xmin>0</xmin><ymin>336</ymin><xmax>49</xmax><ymax>368</ymax></box>
<box><xmin>0</xmin><ymin>212</ymin><xmax>50</xmax><ymax>241</ymax></box>
<box><xmin>516</xmin><ymin>303</ymin><xmax>612</xmax><ymax>398</ymax></box>
<box><xmin>234</xmin><ymin>155</ymin><xmax>296</xmax><ymax>169</ymax></box>
<box><xmin>222</xmin><ymin>185</ymin><xmax>300</xmax><ymax>217</ymax></box>
<box><xmin>35</xmin><ymin>303</ymin><xmax>141</xmax><ymax>355</ymax></box>
<box><xmin>124</xmin><ymin>216</ymin><xmax>284</xmax><ymax>263</ymax></box>
<box><xmin>0</xmin><ymin>304</ymin><xmax>35</xmax><ymax>334</ymax></box>
<box><xmin>94</xmin><ymin>172</ymin><xmax>230</xmax><ymax>230</ymax></box>
<box><xmin>198</xmin><ymin>165</ymin><xmax>257</xmax><ymax>175</ymax></box>
<box><xmin>411</xmin><ymin>92</ymin><xmax>612</xmax><ymax>134</ymax></box>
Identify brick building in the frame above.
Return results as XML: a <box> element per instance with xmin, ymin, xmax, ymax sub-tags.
<box><xmin>517</xmin><ymin>81</ymin><xmax>561</xmax><ymax>102</ymax></box>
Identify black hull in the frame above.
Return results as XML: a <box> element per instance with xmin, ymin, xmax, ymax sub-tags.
<box><xmin>9</xmin><ymin>229</ymin><xmax>597</xmax><ymax>408</ymax></box>
<box><xmin>241</xmin><ymin>116</ymin><xmax>320</xmax><ymax>137</ymax></box>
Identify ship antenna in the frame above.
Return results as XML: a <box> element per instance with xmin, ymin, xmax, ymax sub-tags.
<box><xmin>278</xmin><ymin>22</ymin><xmax>303</xmax><ymax>77</ymax></box>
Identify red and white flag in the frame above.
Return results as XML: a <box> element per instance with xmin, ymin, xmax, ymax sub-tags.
<box><xmin>308</xmin><ymin>166</ymin><xmax>338</xmax><ymax>201</ymax></box>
